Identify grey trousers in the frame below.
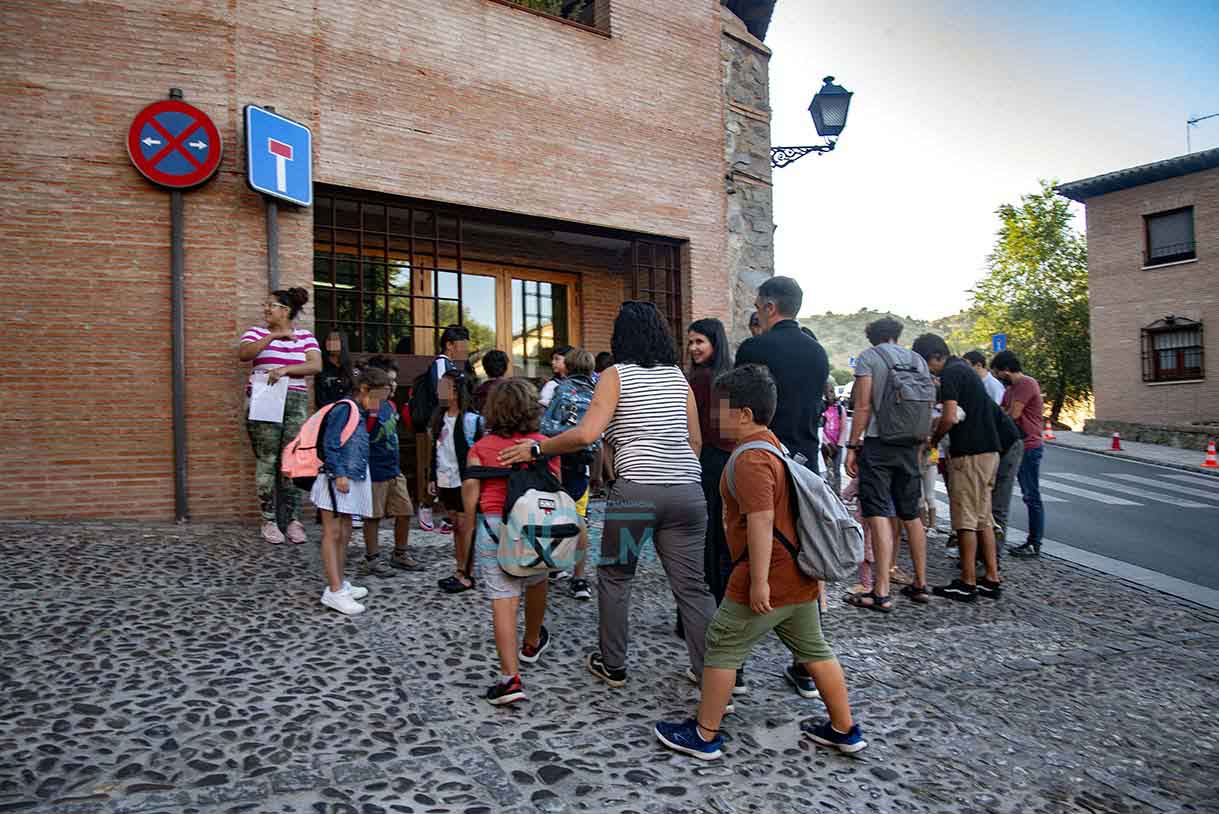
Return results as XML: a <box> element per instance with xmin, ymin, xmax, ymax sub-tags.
<box><xmin>597</xmin><ymin>479</ymin><xmax>715</xmax><ymax>675</ymax></box>
<box><xmin>991</xmin><ymin>439</ymin><xmax>1024</xmax><ymax>541</ymax></box>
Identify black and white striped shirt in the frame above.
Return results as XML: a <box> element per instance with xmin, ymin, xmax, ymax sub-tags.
<box><xmin>605</xmin><ymin>363</ymin><xmax>702</xmax><ymax>485</ymax></box>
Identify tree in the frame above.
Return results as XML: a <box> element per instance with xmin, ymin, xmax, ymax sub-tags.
<box><xmin>969</xmin><ymin>180</ymin><xmax>1091</xmax><ymax>423</ymax></box>
<box><xmin>830</xmin><ymin>368</ymin><xmax>854</xmax><ymax>386</ymax></box>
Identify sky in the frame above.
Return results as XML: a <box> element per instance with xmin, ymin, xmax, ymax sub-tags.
<box><xmin>766</xmin><ymin>0</ymin><xmax>1219</xmax><ymax>319</ymax></box>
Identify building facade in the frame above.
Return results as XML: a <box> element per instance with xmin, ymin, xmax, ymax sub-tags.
<box><xmin>1058</xmin><ymin>148</ymin><xmax>1219</xmax><ymax>439</ymax></box>
<box><xmin>0</xmin><ymin>0</ymin><xmax>778</xmax><ymax>520</ymax></box>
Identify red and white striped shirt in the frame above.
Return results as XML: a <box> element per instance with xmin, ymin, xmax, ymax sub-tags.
<box><xmin>240</xmin><ymin>326</ymin><xmax>320</xmax><ymax>392</ymax></box>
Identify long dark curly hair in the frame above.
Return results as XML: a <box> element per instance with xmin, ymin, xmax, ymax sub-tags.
<box><xmin>611</xmin><ymin>301</ymin><xmax>677</xmax><ymax>368</ymax></box>
<box><xmin>484</xmin><ymin>378</ymin><xmax>542</xmax><ymax>437</ymax></box>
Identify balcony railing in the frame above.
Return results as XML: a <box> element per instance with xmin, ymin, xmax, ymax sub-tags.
<box><xmin>1144</xmin><ymin>241</ymin><xmax>1196</xmax><ymax>267</ymax></box>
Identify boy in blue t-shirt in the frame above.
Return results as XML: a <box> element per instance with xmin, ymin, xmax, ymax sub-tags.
<box><xmin>360</xmin><ymin>356</ymin><xmax>423</xmax><ymax>576</ymax></box>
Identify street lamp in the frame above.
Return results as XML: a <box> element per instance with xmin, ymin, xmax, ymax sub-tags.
<box><xmin>771</xmin><ymin>76</ymin><xmax>853</xmax><ymax>169</ymax></box>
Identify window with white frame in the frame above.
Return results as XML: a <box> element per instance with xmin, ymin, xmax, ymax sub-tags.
<box><xmin>1144</xmin><ymin>207</ymin><xmax>1196</xmax><ymax>266</ymax></box>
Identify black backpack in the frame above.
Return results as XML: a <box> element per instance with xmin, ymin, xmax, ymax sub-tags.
<box><xmin>408</xmin><ymin>369</ymin><xmax>438</xmax><ymax>432</ymax></box>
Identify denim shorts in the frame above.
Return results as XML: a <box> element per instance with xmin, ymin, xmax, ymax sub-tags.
<box><xmin>475</xmin><ymin>515</ymin><xmax>547</xmax><ymax>601</ymax></box>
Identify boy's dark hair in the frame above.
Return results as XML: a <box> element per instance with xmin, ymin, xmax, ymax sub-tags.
<box><xmin>481</xmin><ymin>349</ymin><xmax>509</xmax><ymax>379</ymax></box>
<box><xmin>962</xmin><ymin>350</ymin><xmax>987</xmax><ymax>368</ymax></box>
<box><xmin>565</xmin><ymin>348</ymin><xmax>595</xmax><ymax>377</ymax></box>
<box><xmin>484</xmin><ymin>378</ymin><xmax>542</xmax><ymax>437</ymax></box>
<box><xmin>440</xmin><ymin>324</ymin><xmax>469</xmax><ymax>350</ymax></box>
<box><xmin>713</xmin><ymin>364</ymin><xmax>777</xmax><ymax>426</ymax></box>
<box><xmin>611</xmin><ymin>301</ymin><xmax>677</xmax><ymax>368</ymax></box>
<box><xmin>865</xmin><ymin>317</ymin><xmax>903</xmax><ymax>346</ymax></box>
<box><xmin>365</xmin><ymin>354</ymin><xmax>398</xmax><ymax>374</ymax></box>
<box><xmin>911</xmin><ymin>333</ymin><xmax>951</xmax><ymax>362</ymax></box>
<box><xmin>756</xmin><ymin>276</ymin><xmax>803</xmax><ymax>318</ymax></box>
<box><xmin>551</xmin><ymin>344</ymin><xmax>575</xmax><ymax>359</ymax></box>
<box><xmin>354</xmin><ymin>365</ymin><xmax>391</xmax><ymax>391</ymax></box>
<box><xmin>990</xmin><ymin>350</ymin><xmax>1023</xmax><ymax>373</ymax></box>
<box><xmin>594</xmin><ymin>351</ymin><xmax>614</xmax><ymax>372</ymax></box>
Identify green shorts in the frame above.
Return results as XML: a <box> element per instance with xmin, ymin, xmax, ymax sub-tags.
<box><xmin>704</xmin><ymin>599</ymin><xmax>834</xmax><ymax>670</ymax></box>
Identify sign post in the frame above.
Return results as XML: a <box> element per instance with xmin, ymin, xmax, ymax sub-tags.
<box><xmin>991</xmin><ymin>333</ymin><xmax>1008</xmax><ymax>353</ymax></box>
<box><xmin>127</xmin><ymin>89</ymin><xmax>223</xmax><ymax>522</ymax></box>
<box><xmin>244</xmin><ymin>105</ymin><xmax>313</xmax><ymax>291</ymax></box>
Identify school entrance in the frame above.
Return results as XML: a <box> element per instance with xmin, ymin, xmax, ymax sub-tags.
<box><xmin>312</xmin><ymin>185</ymin><xmax>688</xmax><ymax>496</ymax></box>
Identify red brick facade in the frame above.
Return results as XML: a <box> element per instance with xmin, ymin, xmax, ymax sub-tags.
<box><xmin>0</xmin><ymin>1</ymin><xmax>742</xmax><ymax>519</ymax></box>
<box><xmin>1082</xmin><ymin>166</ymin><xmax>1219</xmax><ymax>424</ymax></box>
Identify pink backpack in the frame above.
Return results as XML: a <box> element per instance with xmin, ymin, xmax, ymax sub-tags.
<box><xmin>822</xmin><ymin>403</ymin><xmax>842</xmax><ymax>445</ymax></box>
<box><xmin>281</xmin><ymin>399</ymin><xmax>361</xmax><ymax>489</ymax></box>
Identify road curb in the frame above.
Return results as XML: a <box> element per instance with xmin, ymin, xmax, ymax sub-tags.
<box><xmin>1045</xmin><ymin>440</ymin><xmax>1219</xmax><ymax>478</ymax></box>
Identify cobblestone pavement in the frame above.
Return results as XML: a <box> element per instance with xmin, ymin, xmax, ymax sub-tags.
<box><xmin>3</xmin><ymin>508</ymin><xmax>1218</xmax><ymax>814</ymax></box>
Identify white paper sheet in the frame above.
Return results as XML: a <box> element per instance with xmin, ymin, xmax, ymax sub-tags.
<box><xmin>248</xmin><ymin>372</ymin><xmax>289</xmax><ymax>423</ymax></box>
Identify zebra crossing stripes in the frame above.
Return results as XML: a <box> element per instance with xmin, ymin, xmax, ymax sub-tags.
<box><xmin>1164</xmin><ymin>472</ymin><xmax>1219</xmax><ymax>488</ymax></box>
<box><xmin>1043</xmin><ymin>473</ymin><xmax>1210</xmax><ymax>508</ymax></box>
<box><xmin>934</xmin><ymin>481</ymin><xmax>1066</xmax><ymax>503</ymax></box>
<box><xmin>1037</xmin><ymin>479</ymin><xmax>1140</xmax><ymax>506</ymax></box>
<box><xmin>1106</xmin><ymin>473</ymin><xmax>1219</xmax><ymax>502</ymax></box>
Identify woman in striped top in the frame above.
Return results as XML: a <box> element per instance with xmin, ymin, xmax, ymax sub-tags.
<box><xmin>499</xmin><ymin>302</ymin><xmax>716</xmax><ymax>688</ymax></box>
<box><xmin>238</xmin><ymin>287</ymin><xmax>322</xmax><ymax>544</ymax></box>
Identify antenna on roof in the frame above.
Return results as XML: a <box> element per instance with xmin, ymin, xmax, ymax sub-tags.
<box><xmin>1187</xmin><ymin>112</ymin><xmax>1219</xmax><ymax>153</ymax></box>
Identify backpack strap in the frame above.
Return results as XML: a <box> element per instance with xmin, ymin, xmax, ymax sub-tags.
<box><xmin>335</xmin><ymin>398</ymin><xmax>361</xmax><ymax>445</ymax></box>
<box><xmin>724</xmin><ymin>440</ymin><xmax>801</xmax><ymax>569</ymax></box>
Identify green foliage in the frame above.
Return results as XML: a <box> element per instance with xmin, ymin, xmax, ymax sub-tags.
<box><xmin>508</xmin><ymin>0</ymin><xmax>590</xmax><ymax>19</ymax></box>
<box><xmin>830</xmin><ymin>368</ymin><xmax>854</xmax><ymax>386</ymax></box>
<box><xmin>967</xmin><ymin>180</ymin><xmax>1091</xmax><ymax>421</ymax></box>
<box><xmin>799</xmin><ymin>309</ymin><xmax>978</xmax><ymax>372</ymax></box>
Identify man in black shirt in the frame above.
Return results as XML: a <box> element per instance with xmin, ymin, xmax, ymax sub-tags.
<box><xmin>735</xmin><ymin>276</ymin><xmax>830</xmax><ymax>471</ymax></box>
<box><xmin>913</xmin><ymin>334</ymin><xmax>1003</xmax><ymax>603</ymax></box>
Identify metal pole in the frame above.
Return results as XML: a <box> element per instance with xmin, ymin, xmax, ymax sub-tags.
<box><xmin>170</xmin><ymin>188</ymin><xmax>189</xmax><ymax>522</ymax></box>
<box><xmin>264</xmin><ymin>105</ymin><xmax>279</xmax><ymax>291</ymax></box>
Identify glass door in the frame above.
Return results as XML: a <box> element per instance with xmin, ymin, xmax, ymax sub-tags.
<box><xmin>511</xmin><ymin>274</ymin><xmax>578</xmax><ymax>382</ymax></box>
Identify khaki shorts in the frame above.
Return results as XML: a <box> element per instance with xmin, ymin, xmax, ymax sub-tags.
<box><xmin>366</xmin><ymin>474</ymin><xmax>415</xmax><ymax>520</ymax></box>
<box><xmin>947</xmin><ymin>452</ymin><xmax>999</xmax><ymax>532</ymax></box>
<box><xmin>704</xmin><ymin>599</ymin><xmax>834</xmax><ymax>670</ymax></box>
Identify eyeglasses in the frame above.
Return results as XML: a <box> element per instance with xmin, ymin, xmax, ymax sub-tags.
<box><xmin>266</xmin><ymin>302</ymin><xmax>289</xmax><ymax>310</ymax></box>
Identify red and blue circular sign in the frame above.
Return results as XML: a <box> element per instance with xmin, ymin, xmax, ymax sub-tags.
<box><xmin>127</xmin><ymin>99</ymin><xmax>223</xmax><ymax>189</ymax></box>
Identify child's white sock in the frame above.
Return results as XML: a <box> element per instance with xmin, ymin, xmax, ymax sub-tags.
<box><xmin>500</xmin><ymin>674</ymin><xmax>516</xmax><ymax>685</ymax></box>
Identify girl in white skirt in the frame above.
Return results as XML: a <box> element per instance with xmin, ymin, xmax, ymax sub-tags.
<box><xmin>314</xmin><ymin>366</ymin><xmax>392</xmax><ymax>616</ymax></box>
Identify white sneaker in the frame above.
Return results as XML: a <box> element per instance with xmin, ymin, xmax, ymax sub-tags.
<box><xmin>351</xmin><ymin>516</ymin><xmax>364</xmax><ymax>530</ymax></box>
<box><xmin>261</xmin><ymin>521</ymin><xmax>285</xmax><ymax>544</ymax></box>
<box><xmin>341</xmin><ymin>581</ymin><xmax>369</xmax><ymax>600</ymax></box>
<box><xmin>321</xmin><ymin>588</ymin><xmax>365</xmax><ymax>616</ymax></box>
<box><xmin>285</xmin><ymin>520</ymin><xmax>307</xmax><ymax>544</ymax></box>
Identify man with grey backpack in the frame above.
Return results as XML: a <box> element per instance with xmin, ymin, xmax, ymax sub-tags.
<box><xmin>844</xmin><ymin>317</ymin><xmax>937</xmax><ymax>613</ymax></box>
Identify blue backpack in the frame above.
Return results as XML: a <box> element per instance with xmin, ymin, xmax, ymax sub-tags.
<box><xmin>543</xmin><ymin>376</ymin><xmax>599</xmax><ymax>462</ymax></box>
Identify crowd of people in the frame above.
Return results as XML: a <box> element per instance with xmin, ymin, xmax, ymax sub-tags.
<box><xmin>236</xmin><ymin>275</ymin><xmax>1048</xmax><ymax>761</ymax></box>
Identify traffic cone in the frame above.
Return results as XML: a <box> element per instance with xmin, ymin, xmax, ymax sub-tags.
<box><xmin>1042</xmin><ymin>420</ymin><xmax>1056</xmax><ymax>441</ymax></box>
<box><xmin>1111</xmin><ymin>432</ymin><xmax>1122</xmax><ymax>451</ymax></box>
<box><xmin>1203</xmin><ymin>439</ymin><xmax>1219</xmax><ymax>469</ymax></box>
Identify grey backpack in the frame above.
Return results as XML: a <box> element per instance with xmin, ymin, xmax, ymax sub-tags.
<box><xmin>725</xmin><ymin>441</ymin><xmax>864</xmax><ymax>582</ymax></box>
<box><xmin>874</xmin><ymin>345</ymin><xmax>936</xmax><ymax>446</ymax></box>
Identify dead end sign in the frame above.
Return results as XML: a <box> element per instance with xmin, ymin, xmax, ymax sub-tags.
<box><xmin>127</xmin><ymin>99</ymin><xmax>222</xmax><ymax>189</ymax></box>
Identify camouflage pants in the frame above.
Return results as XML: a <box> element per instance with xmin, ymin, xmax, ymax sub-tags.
<box><xmin>246</xmin><ymin>390</ymin><xmax>309</xmax><ymax>523</ymax></box>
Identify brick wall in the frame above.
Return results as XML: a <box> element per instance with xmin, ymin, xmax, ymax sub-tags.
<box><xmin>1083</xmin><ymin>166</ymin><xmax>1219</xmax><ymax>425</ymax></box>
<box><xmin>0</xmin><ymin>0</ymin><xmax>730</xmax><ymax>520</ymax></box>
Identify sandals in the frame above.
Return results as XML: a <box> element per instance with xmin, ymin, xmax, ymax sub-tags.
<box><xmin>438</xmin><ymin>574</ymin><xmax>475</xmax><ymax>594</ymax></box>
<box><xmin>899</xmin><ymin>584</ymin><xmax>931</xmax><ymax>604</ymax></box>
<box><xmin>844</xmin><ymin>592</ymin><xmax>893</xmax><ymax>613</ymax></box>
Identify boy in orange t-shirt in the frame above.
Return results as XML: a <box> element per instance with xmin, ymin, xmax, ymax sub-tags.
<box><xmin>654</xmin><ymin>364</ymin><xmax>866</xmax><ymax>760</ymax></box>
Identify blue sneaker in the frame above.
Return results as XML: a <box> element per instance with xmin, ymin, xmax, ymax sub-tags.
<box><xmin>654</xmin><ymin>719</ymin><xmax>724</xmax><ymax>761</ymax></box>
<box><xmin>806</xmin><ymin>721</ymin><xmax>868</xmax><ymax>754</ymax></box>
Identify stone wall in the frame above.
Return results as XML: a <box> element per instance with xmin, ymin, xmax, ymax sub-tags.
<box><xmin>721</xmin><ymin>6</ymin><xmax>775</xmax><ymax>346</ymax></box>
<box><xmin>1084</xmin><ymin>419</ymin><xmax>1219</xmax><ymax>451</ymax></box>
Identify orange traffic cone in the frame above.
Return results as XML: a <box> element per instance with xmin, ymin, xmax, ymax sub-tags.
<box><xmin>1203</xmin><ymin>439</ymin><xmax>1219</xmax><ymax>469</ymax></box>
<box><xmin>1042</xmin><ymin>420</ymin><xmax>1056</xmax><ymax>441</ymax></box>
<box><xmin>1111</xmin><ymin>432</ymin><xmax>1123</xmax><ymax>451</ymax></box>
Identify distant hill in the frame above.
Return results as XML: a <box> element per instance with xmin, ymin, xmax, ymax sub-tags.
<box><xmin>799</xmin><ymin>309</ymin><xmax>979</xmax><ymax>374</ymax></box>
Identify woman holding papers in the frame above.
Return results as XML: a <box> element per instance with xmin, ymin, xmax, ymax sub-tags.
<box><xmin>238</xmin><ymin>287</ymin><xmax>322</xmax><ymax>544</ymax></box>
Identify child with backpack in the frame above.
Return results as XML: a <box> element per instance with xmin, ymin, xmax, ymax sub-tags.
<box><xmin>359</xmin><ymin>356</ymin><xmax>424</xmax><ymax>577</ymax></box>
<box><xmin>654</xmin><ymin>364</ymin><xmax>866</xmax><ymax>760</ymax></box>
<box><xmin>461</xmin><ymin>378</ymin><xmax>562</xmax><ymax>705</ymax></box>
<box><xmin>539</xmin><ymin>348</ymin><xmax>599</xmax><ymax>600</ymax></box>
<box><xmin>431</xmin><ymin>370</ymin><xmax>484</xmax><ymax>594</ymax></box>
<box><xmin>295</xmin><ymin>366</ymin><xmax>392</xmax><ymax>616</ymax></box>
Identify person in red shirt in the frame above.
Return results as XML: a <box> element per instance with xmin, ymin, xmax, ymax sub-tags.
<box><xmin>991</xmin><ymin>351</ymin><xmax>1046</xmax><ymax>557</ymax></box>
<box><xmin>461</xmin><ymin>378</ymin><xmax>562</xmax><ymax>707</ymax></box>
<box><xmin>654</xmin><ymin>364</ymin><xmax>866</xmax><ymax>760</ymax></box>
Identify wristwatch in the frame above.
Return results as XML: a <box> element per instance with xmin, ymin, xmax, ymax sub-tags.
<box><xmin>530</xmin><ymin>441</ymin><xmax>542</xmax><ymax>460</ymax></box>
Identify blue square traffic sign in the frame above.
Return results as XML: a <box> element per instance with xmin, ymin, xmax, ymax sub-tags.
<box><xmin>244</xmin><ymin>106</ymin><xmax>312</xmax><ymax>207</ymax></box>
<box><xmin>991</xmin><ymin>333</ymin><xmax>1007</xmax><ymax>353</ymax></box>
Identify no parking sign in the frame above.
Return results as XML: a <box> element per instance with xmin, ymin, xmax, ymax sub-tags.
<box><xmin>126</xmin><ymin>99</ymin><xmax>223</xmax><ymax>189</ymax></box>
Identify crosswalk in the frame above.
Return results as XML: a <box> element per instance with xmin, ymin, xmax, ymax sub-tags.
<box><xmin>932</xmin><ymin>468</ymin><xmax>1217</xmax><ymax>510</ymax></box>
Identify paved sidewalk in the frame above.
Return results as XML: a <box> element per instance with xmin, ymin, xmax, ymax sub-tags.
<box><xmin>3</xmin><ymin>514</ymin><xmax>1219</xmax><ymax>814</ymax></box>
<box><xmin>1048</xmin><ymin>430</ymin><xmax>1219</xmax><ymax>476</ymax></box>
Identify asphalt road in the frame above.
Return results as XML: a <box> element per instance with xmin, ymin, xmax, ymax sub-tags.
<box><xmin>993</xmin><ymin>445</ymin><xmax>1219</xmax><ymax>590</ymax></box>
